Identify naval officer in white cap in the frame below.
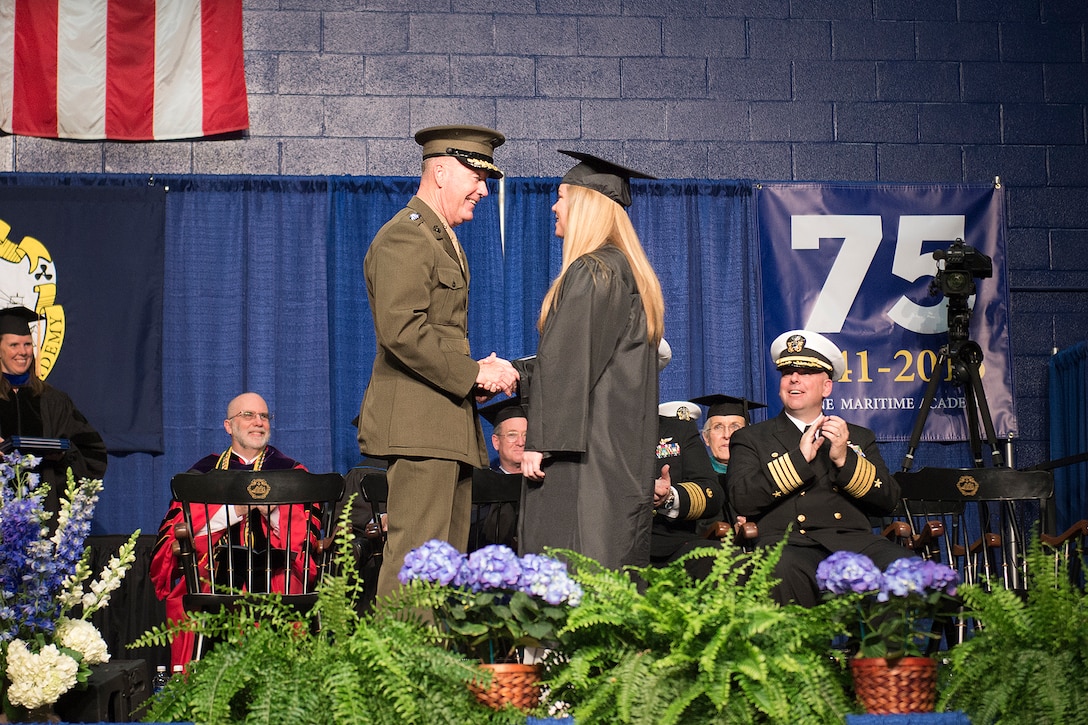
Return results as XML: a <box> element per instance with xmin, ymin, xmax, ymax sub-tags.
<box><xmin>726</xmin><ymin>330</ymin><xmax>908</xmax><ymax>606</ymax></box>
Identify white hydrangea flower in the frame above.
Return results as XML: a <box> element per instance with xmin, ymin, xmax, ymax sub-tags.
<box><xmin>5</xmin><ymin>639</ymin><xmax>80</xmax><ymax>710</ymax></box>
<box><xmin>55</xmin><ymin>617</ymin><xmax>110</xmax><ymax>665</ymax></box>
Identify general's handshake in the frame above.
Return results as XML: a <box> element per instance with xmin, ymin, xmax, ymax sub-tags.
<box><xmin>475</xmin><ymin>352</ymin><xmax>519</xmax><ymax>400</ymax></box>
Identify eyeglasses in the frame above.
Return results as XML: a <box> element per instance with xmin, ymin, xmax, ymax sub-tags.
<box><xmin>499</xmin><ymin>431</ymin><xmax>527</xmax><ymax>442</ymax></box>
<box><xmin>229</xmin><ymin>411</ymin><xmax>273</xmax><ymax>422</ymax></box>
<box><xmin>708</xmin><ymin>422</ymin><xmax>744</xmax><ymax>435</ymax></box>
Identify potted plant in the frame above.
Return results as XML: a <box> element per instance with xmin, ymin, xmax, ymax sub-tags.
<box><xmin>0</xmin><ymin>453</ymin><xmax>138</xmax><ymax>722</ymax></box>
<box><xmin>542</xmin><ymin>540</ymin><xmax>855</xmax><ymax>724</ymax></box>
<box><xmin>394</xmin><ymin>539</ymin><xmax>582</xmax><ymax>712</ymax></box>
<box><xmin>938</xmin><ymin>536</ymin><xmax>1088</xmax><ymax>723</ymax></box>
<box><xmin>133</xmin><ymin>503</ymin><xmax>527</xmax><ymax>724</ymax></box>
<box><xmin>815</xmin><ymin>551</ymin><xmax>960</xmax><ymax>714</ymax></box>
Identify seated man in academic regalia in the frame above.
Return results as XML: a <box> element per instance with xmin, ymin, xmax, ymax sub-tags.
<box><xmin>469</xmin><ymin>396</ymin><xmax>525</xmax><ymax>551</ymax></box>
<box><xmin>150</xmin><ymin>392</ymin><xmax>316</xmax><ymax>669</ymax></box>
<box><xmin>0</xmin><ymin>306</ymin><xmax>107</xmax><ymax>512</ymax></box>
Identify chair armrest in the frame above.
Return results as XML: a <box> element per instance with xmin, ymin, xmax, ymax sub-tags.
<box><xmin>1041</xmin><ymin>519</ymin><xmax>1088</xmax><ymax>548</ymax></box>
<box><xmin>882</xmin><ymin>520</ymin><xmax>912</xmax><ymax>544</ymax></box>
<box><xmin>704</xmin><ymin>521</ymin><xmax>731</xmax><ymax>540</ymax></box>
<box><xmin>736</xmin><ymin>521</ymin><xmax>759</xmax><ymax>542</ymax></box>
<box><xmin>173</xmin><ymin>522</ymin><xmax>200</xmax><ymax>593</ymax></box>
<box><xmin>969</xmin><ymin>532</ymin><xmax>1002</xmax><ymax>555</ymax></box>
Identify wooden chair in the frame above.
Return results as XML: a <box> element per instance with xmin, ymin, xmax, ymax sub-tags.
<box><xmin>359</xmin><ymin>471</ymin><xmax>390</xmax><ymax>554</ymax></box>
<box><xmin>704</xmin><ymin>518</ymin><xmax>759</xmax><ymax>550</ymax></box>
<box><xmin>1041</xmin><ymin>518</ymin><xmax>1088</xmax><ymax>587</ymax></box>
<box><xmin>892</xmin><ymin>467</ymin><xmax>1055</xmax><ymax>593</ymax></box>
<box><xmin>171</xmin><ymin>469</ymin><xmax>344</xmax><ymax>660</ymax></box>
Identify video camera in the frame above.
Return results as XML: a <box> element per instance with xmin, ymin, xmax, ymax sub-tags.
<box><xmin>930</xmin><ymin>238</ymin><xmax>992</xmax><ymax>298</ymax></box>
<box><xmin>930</xmin><ymin>238</ymin><xmax>993</xmax><ymax>348</ymax></box>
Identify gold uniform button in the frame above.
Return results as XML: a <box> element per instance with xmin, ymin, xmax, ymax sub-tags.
<box><xmin>834</xmin><ymin>512</ymin><xmax>843</xmax><ymax>520</ymax></box>
<box><xmin>799</xmin><ymin>490</ymin><xmax>806</xmax><ymax>496</ymax></box>
<box><xmin>799</xmin><ymin>529</ymin><xmax>807</xmax><ymax>535</ymax></box>
<box><xmin>797</xmin><ymin>514</ymin><xmax>806</xmax><ymax>523</ymax></box>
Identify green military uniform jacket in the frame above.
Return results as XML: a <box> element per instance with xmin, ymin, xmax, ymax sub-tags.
<box><xmin>356</xmin><ymin>196</ymin><xmax>488</xmax><ymax>467</ymax></box>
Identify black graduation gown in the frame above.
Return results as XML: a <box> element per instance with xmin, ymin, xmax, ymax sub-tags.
<box><xmin>516</xmin><ymin>246</ymin><xmax>658</xmax><ymax>569</ymax></box>
<box><xmin>0</xmin><ymin>383</ymin><xmax>108</xmax><ymax>512</ymax></box>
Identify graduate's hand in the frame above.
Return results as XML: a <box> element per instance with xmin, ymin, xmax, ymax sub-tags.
<box><xmin>521</xmin><ymin>451</ymin><xmax>545</xmax><ymax>481</ymax></box>
<box><xmin>476</xmin><ymin>353</ymin><xmax>519</xmax><ymax>396</ymax></box>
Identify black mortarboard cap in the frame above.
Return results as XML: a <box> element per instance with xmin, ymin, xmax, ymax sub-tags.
<box><xmin>691</xmin><ymin>394</ymin><xmax>767</xmax><ymax>425</ymax></box>
<box><xmin>416</xmin><ymin>124</ymin><xmax>506</xmax><ymax>178</ymax></box>
<box><xmin>0</xmin><ymin>307</ymin><xmax>40</xmax><ymax>337</ymax></box>
<box><xmin>479</xmin><ymin>396</ymin><xmax>527</xmax><ymax>427</ymax></box>
<box><xmin>558</xmin><ymin>150</ymin><xmax>656</xmax><ymax>208</ymax></box>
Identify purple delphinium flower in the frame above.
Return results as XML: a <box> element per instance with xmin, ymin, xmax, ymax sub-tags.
<box><xmin>455</xmin><ymin>545</ymin><xmax>522</xmax><ymax>592</ymax></box>
<box><xmin>52</xmin><ymin>480</ymin><xmax>100</xmax><ymax>588</ymax></box>
<box><xmin>518</xmin><ymin>553</ymin><xmax>582</xmax><ymax>606</ymax></box>
<box><xmin>816</xmin><ymin>550</ymin><xmax>883</xmax><ymax>595</ymax></box>
<box><xmin>398</xmin><ymin>539</ymin><xmax>464</xmax><ymax>585</ymax></box>
<box><xmin>0</xmin><ymin>460</ymin><xmax>72</xmax><ymax>641</ymax></box>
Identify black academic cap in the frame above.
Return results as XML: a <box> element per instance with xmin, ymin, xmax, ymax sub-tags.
<box><xmin>558</xmin><ymin>150</ymin><xmax>656</xmax><ymax>208</ymax></box>
<box><xmin>416</xmin><ymin>124</ymin><xmax>506</xmax><ymax>178</ymax></box>
<box><xmin>691</xmin><ymin>394</ymin><xmax>767</xmax><ymax>425</ymax></box>
<box><xmin>479</xmin><ymin>396</ymin><xmax>527</xmax><ymax>427</ymax></box>
<box><xmin>0</xmin><ymin>307</ymin><xmax>40</xmax><ymax>337</ymax></box>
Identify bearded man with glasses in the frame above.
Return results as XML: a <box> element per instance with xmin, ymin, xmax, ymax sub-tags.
<box><xmin>150</xmin><ymin>391</ymin><xmax>312</xmax><ymax>668</ymax></box>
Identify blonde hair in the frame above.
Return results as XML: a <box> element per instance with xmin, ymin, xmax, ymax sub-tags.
<box><xmin>539</xmin><ymin>184</ymin><xmax>664</xmax><ymax>344</ymax></box>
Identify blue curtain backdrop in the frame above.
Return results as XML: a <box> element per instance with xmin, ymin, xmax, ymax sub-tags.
<box><xmin>0</xmin><ymin>174</ymin><xmax>1046</xmax><ymax>535</ymax></box>
<box><xmin>1049</xmin><ymin>342</ymin><xmax>1088</xmax><ymax>533</ymax></box>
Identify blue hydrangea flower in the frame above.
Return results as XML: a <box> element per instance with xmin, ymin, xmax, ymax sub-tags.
<box><xmin>455</xmin><ymin>544</ymin><xmax>522</xmax><ymax>592</ymax></box>
<box><xmin>518</xmin><ymin>553</ymin><xmax>583</xmax><ymax>606</ymax></box>
<box><xmin>878</xmin><ymin>557</ymin><xmax>930</xmax><ymax>601</ymax></box>
<box><xmin>920</xmin><ymin>558</ymin><xmax>959</xmax><ymax>596</ymax></box>
<box><xmin>398</xmin><ymin>539</ymin><xmax>464</xmax><ymax>585</ymax></box>
<box><xmin>816</xmin><ymin>550</ymin><xmax>883</xmax><ymax>595</ymax></box>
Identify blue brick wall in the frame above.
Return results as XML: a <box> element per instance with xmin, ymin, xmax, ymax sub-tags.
<box><xmin>4</xmin><ymin>1</ymin><xmax>1086</xmax><ymax>470</ymax></box>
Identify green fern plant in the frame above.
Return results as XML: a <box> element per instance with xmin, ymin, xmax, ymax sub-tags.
<box><xmin>131</xmin><ymin>497</ymin><xmax>517</xmax><ymax>725</ymax></box>
<box><xmin>938</xmin><ymin>535</ymin><xmax>1088</xmax><ymax>723</ymax></box>
<box><xmin>541</xmin><ymin>540</ymin><xmax>854</xmax><ymax>724</ymax></box>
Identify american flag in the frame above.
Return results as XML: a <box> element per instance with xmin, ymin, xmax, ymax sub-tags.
<box><xmin>0</xmin><ymin>0</ymin><xmax>248</xmax><ymax>141</ymax></box>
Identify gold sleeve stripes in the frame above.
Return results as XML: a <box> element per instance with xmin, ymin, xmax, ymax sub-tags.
<box><xmin>677</xmin><ymin>480</ymin><xmax>712</xmax><ymax>519</ymax></box>
<box><xmin>767</xmin><ymin>454</ymin><xmax>804</xmax><ymax>497</ymax></box>
<box><xmin>842</xmin><ymin>454</ymin><xmax>877</xmax><ymax>498</ymax></box>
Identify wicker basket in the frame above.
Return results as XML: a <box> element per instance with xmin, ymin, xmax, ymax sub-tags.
<box><xmin>850</xmin><ymin>656</ymin><xmax>938</xmax><ymax>714</ymax></box>
<box><xmin>468</xmin><ymin>662</ymin><xmax>542</xmax><ymax>711</ymax></box>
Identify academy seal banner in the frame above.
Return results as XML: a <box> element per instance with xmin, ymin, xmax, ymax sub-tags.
<box><xmin>755</xmin><ymin>183</ymin><xmax>1013</xmax><ymax>443</ymax></box>
<box><xmin>0</xmin><ymin>185</ymin><xmax>165</xmax><ymax>452</ymax></box>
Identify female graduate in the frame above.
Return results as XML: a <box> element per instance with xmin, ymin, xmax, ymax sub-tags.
<box><xmin>516</xmin><ymin>151</ymin><xmax>664</xmax><ymax>569</ymax></box>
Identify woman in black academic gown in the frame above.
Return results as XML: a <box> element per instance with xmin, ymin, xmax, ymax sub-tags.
<box><xmin>516</xmin><ymin>151</ymin><xmax>665</xmax><ymax>569</ymax></box>
<box><xmin>0</xmin><ymin>306</ymin><xmax>107</xmax><ymax>512</ymax></box>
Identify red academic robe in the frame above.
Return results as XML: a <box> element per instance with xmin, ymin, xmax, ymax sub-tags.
<box><xmin>149</xmin><ymin>446</ymin><xmax>311</xmax><ymax>669</ymax></box>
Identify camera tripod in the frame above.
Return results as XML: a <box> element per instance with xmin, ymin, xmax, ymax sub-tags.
<box><xmin>900</xmin><ymin>337</ymin><xmax>1005</xmax><ymax>473</ymax></box>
